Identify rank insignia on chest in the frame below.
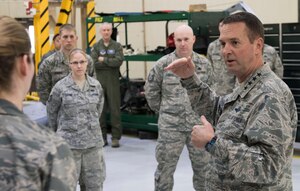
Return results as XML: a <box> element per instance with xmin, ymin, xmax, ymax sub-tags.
<box><xmin>107</xmin><ymin>49</ymin><xmax>115</xmax><ymax>54</ymax></box>
<box><xmin>100</xmin><ymin>50</ymin><xmax>106</xmax><ymax>55</ymax></box>
<box><xmin>234</xmin><ymin>106</ymin><xmax>241</xmax><ymax>112</ymax></box>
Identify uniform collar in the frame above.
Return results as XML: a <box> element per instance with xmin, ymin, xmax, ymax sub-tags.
<box><xmin>0</xmin><ymin>99</ymin><xmax>24</xmax><ymax>117</ymax></box>
<box><xmin>235</xmin><ymin>64</ymin><xmax>270</xmax><ymax>99</ymax></box>
<box><xmin>173</xmin><ymin>51</ymin><xmax>196</xmax><ymax>60</ymax></box>
<box><xmin>100</xmin><ymin>39</ymin><xmax>112</xmax><ymax>46</ymax></box>
<box><xmin>52</xmin><ymin>51</ymin><xmax>69</xmax><ymax>66</ymax></box>
<box><xmin>65</xmin><ymin>73</ymin><xmax>98</xmax><ymax>88</ymax></box>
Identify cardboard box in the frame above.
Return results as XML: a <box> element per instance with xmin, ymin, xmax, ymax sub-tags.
<box><xmin>189</xmin><ymin>4</ymin><xmax>207</xmax><ymax>12</ymax></box>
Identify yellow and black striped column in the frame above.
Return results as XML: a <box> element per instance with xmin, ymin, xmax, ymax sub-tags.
<box><xmin>33</xmin><ymin>0</ymin><xmax>50</xmax><ymax>73</ymax></box>
<box><xmin>54</xmin><ymin>0</ymin><xmax>74</xmax><ymax>35</ymax></box>
<box><xmin>87</xmin><ymin>0</ymin><xmax>96</xmax><ymax>49</ymax></box>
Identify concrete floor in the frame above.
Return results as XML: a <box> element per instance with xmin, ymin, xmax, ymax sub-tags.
<box><xmin>77</xmin><ymin>132</ymin><xmax>300</xmax><ymax>191</ymax></box>
<box><xmin>22</xmin><ymin>102</ymin><xmax>300</xmax><ymax>190</ymax></box>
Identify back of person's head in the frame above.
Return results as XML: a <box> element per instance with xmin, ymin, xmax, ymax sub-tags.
<box><xmin>223</xmin><ymin>12</ymin><xmax>264</xmax><ymax>43</ymax></box>
<box><xmin>59</xmin><ymin>23</ymin><xmax>76</xmax><ymax>35</ymax></box>
<box><xmin>0</xmin><ymin>16</ymin><xmax>31</xmax><ymax>91</ymax></box>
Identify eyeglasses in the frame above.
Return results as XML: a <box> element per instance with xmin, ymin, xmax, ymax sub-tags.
<box><xmin>70</xmin><ymin>60</ymin><xmax>87</xmax><ymax>65</ymax></box>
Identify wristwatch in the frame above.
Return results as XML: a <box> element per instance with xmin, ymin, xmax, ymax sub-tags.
<box><xmin>205</xmin><ymin>135</ymin><xmax>218</xmax><ymax>152</ymax></box>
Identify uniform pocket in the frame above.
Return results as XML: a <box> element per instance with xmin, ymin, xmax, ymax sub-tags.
<box><xmin>60</xmin><ymin>93</ymin><xmax>79</xmax><ymax>131</ymax></box>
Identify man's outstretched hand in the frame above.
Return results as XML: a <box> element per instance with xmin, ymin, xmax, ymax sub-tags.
<box><xmin>164</xmin><ymin>57</ymin><xmax>195</xmax><ymax>79</ymax></box>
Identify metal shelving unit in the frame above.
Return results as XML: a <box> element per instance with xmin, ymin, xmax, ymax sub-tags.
<box><xmin>86</xmin><ymin>12</ymin><xmax>190</xmax><ymax>133</ymax></box>
<box><xmin>86</xmin><ymin>12</ymin><xmax>189</xmax><ymax>77</ymax></box>
<box><xmin>281</xmin><ymin>23</ymin><xmax>300</xmax><ymax>143</ymax></box>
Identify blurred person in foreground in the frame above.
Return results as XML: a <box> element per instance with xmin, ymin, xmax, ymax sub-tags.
<box><xmin>0</xmin><ymin>15</ymin><xmax>76</xmax><ymax>191</ymax></box>
<box><xmin>165</xmin><ymin>12</ymin><xmax>297</xmax><ymax>190</ymax></box>
<box><xmin>145</xmin><ymin>24</ymin><xmax>212</xmax><ymax>191</ymax></box>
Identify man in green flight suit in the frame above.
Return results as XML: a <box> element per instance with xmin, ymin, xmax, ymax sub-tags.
<box><xmin>91</xmin><ymin>22</ymin><xmax>124</xmax><ymax>147</ymax></box>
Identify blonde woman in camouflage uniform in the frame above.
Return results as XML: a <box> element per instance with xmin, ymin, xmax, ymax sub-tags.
<box><xmin>145</xmin><ymin>25</ymin><xmax>212</xmax><ymax>191</ymax></box>
<box><xmin>166</xmin><ymin>12</ymin><xmax>297</xmax><ymax>190</ymax></box>
<box><xmin>47</xmin><ymin>48</ymin><xmax>106</xmax><ymax>191</ymax></box>
<box><xmin>0</xmin><ymin>16</ymin><xmax>76</xmax><ymax>191</ymax></box>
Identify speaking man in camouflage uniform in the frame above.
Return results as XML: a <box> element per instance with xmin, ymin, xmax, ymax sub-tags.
<box><xmin>91</xmin><ymin>22</ymin><xmax>124</xmax><ymax>147</ymax></box>
<box><xmin>0</xmin><ymin>16</ymin><xmax>76</xmax><ymax>191</ymax></box>
<box><xmin>145</xmin><ymin>25</ymin><xmax>212</xmax><ymax>191</ymax></box>
<box><xmin>37</xmin><ymin>24</ymin><xmax>96</xmax><ymax>105</ymax></box>
<box><xmin>166</xmin><ymin>12</ymin><xmax>297</xmax><ymax>190</ymax></box>
<box><xmin>207</xmin><ymin>21</ymin><xmax>284</xmax><ymax>96</ymax></box>
<box><xmin>47</xmin><ymin>48</ymin><xmax>106</xmax><ymax>191</ymax></box>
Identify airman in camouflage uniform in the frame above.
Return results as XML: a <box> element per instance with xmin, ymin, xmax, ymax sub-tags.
<box><xmin>145</xmin><ymin>25</ymin><xmax>212</xmax><ymax>191</ymax></box>
<box><xmin>165</xmin><ymin>12</ymin><xmax>297</xmax><ymax>191</ymax></box>
<box><xmin>47</xmin><ymin>49</ymin><xmax>106</xmax><ymax>191</ymax></box>
<box><xmin>263</xmin><ymin>43</ymin><xmax>284</xmax><ymax>78</ymax></box>
<box><xmin>0</xmin><ymin>100</ymin><xmax>77</xmax><ymax>191</ymax></box>
<box><xmin>38</xmin><ymin>33</ymin><xmax>61</xmax><ymax>68</ymax></box>
<box><xmin>37</xmin><ymin>24</ymin><xmax>96</xmax><ymax>105</ymax></box>
<box><xmin>0</xmin><ymin>16</ymin><xmax>76</xmax><ymax>191</ymax></box>
<box><xmin>207</xmin><ymin>39</ymin><xmax>236</xmax><ymax>96</ymax></box>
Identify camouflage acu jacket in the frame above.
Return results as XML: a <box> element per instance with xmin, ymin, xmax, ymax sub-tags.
<box><xmin>0</xmin><ymin>99</ymin><xmax>76</xmax><ymax>191</ymax></box>
<box><xmin>47</xmin><ymin>73</ymin><xmax>104</xmax><ymax>149</ymax></box>
<box><xmin>145</xmin><ymin>51</ymin><xmax>213</xmax><ymax>131</ymax></box>
<box><xmin>263</xmin><ymin>44</ymin><xmax>284</xmax><ymax>79</ymax></box>
<box><xmin>182</xmin><ymin>64</ymin><xmax>297</xmax><ymax>190</ymax></box>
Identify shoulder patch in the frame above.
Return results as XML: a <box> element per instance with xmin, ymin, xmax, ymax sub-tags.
<box><xmin>147</xmin><ymin>70</ymin><xmax>155</xmax><ymax>82</ymax></box>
